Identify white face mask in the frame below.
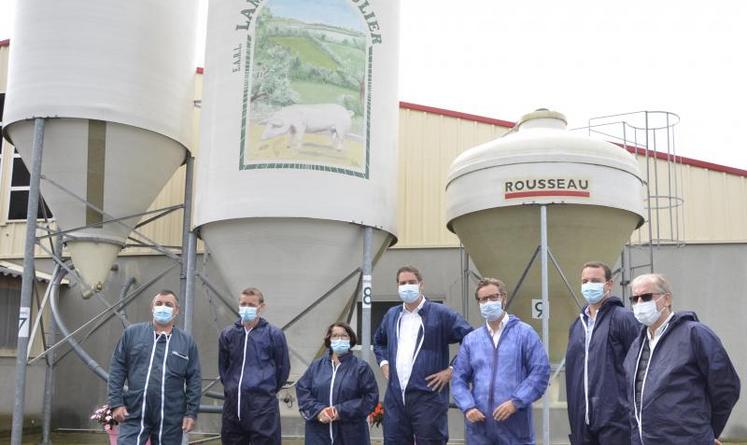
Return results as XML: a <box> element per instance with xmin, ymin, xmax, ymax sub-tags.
<box><xmin>633</xmin><ymin>296</ymin><xmax>663</xmax><ymax>326</ymax></box>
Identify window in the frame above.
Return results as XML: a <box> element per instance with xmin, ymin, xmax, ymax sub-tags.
<box><xmin>7</xmin><ymin>149</ymin><xmax>53</xmax><ymax>221</ymax></box>
<box><xmin>0</xmin><ymin>275</ymin><xmax>22</xmax><ymax>348</ymax></box>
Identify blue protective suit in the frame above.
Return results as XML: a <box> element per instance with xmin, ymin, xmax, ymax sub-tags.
<box><xmin>108</xmin><ymin>322</ymin><xmax>201</xmax><ymax>445</ymax></box>
<box><xmin>452</xmin><ymin>315</ymin><xmax>550</xmax><ymax>444</ymax></box>
<box><xmin>218</xmin><ymin>318</ymin><xmax>290</xmax><ymax>445</ymax></box>
<box><xmin>296</xmin><ymin>350</ymin><xmax>379</xmax><ymax>444</ymax></box>
<box><xmin>565</xmin><ymin>297</ymin><xmax>640</xmax><ymax>444</ymax></box>
<box><xmin>623</xmin><ymin>311</ymin><xmax>740</xmax><ymax>445</ymax></box>
<box><xmin>373</xmin><ymin>298</ymin><xmax>473</xmax><ymax>445</ymax></box>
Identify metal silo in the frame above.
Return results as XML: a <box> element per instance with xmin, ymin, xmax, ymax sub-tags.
<box><xmin>2</xmin><ymin>0</ymin><xmax>198</xmax><ymax>295</ymax></box>
<box><xmin>446</xmin><ymin>109</ymin><xmax>646</xmax><ymax>362</ymax></box>
<box><xmin>195</xmin><ymin>0</ymin><xmax>399</xmax><ymax>378</ymax></box>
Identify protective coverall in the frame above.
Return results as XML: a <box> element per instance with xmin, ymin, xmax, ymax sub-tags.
<box><xmin>373</xmin><ymin>298</ymin><xmax>472</xmax><ymax>445</ymax></box>
<box><xmin>296</xmin><ymin>350</ymin><xmax>379</xmax><ymax>444</ymax></box>
<box><xmin>565</xmin><ymin>297</ymin><xmax>640</xmax><ymax>444</ymax></box>
<box><xmin>452</xmin><ymin>315</ymin><xmax>550</xmax><ymax>444</ymax></box>
<box><xmin>219</xmin><ymin>318</ymin><xmax>290</xmax><ymax>445</ymax></box>
<box><xmin>623</xmin><ymin>311</ymin><xmax>740</xmax><ymax>445</ymax></box>
<box><xmin>108</xmin><ymin>322</ymin><xmax>201</xmax><ymax>445</ymax></box>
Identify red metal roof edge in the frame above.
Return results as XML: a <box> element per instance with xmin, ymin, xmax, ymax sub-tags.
<box><xmin>0</xmin><ymin>57</ymin><xmax>735</xmax><ymax>177</ymax></box>
<box><xmin>619</xmin><ymin>144</ymin><xmax>747</xmax><ymax>177</ymax></box>
<box><xmin>399</xmin><ymin>101</ymin><xmax>516</xmax><ymax>128</ymax></box>
<box><xmin>0</xmin><ymin>39</ymin><xmax>10</xmax><ymax>47</ymax></box>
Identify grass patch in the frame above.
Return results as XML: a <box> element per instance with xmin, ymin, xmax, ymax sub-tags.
<box><xmin>291</xmin><ymin>81</ymin><xmax>357</xmax><ymax>105</ymax></box>
<box><xmin>325</xmin><ymin>42</ymin><xmax>365</xmax><ymax>68</ymax></box>
<box><xmin>270</xmin><ymin>36</ymin><xmax>338</xmax><ymax>70</ymax></box>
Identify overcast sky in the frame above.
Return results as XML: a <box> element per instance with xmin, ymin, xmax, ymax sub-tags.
<box><xmin>3</xmin><ymin>0</ymin><xmax>746</xmax><ymax>169</ymax></box>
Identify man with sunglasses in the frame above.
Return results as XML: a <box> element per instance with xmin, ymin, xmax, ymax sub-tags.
<box><xmin>565</xmin><ymin>262</ymin><xmax>640</xmax><ymax>445</ymax></box>
<box><xmin>623</xmin><ymin>273</ymin><xmax>740</xmax><ymax>445</ymax></box>
<box><xmin>452</xmin><ymin>278</ymin><xmax>550</xmax><ymax>444</ymax></box>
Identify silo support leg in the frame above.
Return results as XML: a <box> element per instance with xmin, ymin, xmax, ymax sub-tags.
<box><xmin>11</xmin><ymin>118</ymin><xmax>46</xmax><ymax>445</ymax></box>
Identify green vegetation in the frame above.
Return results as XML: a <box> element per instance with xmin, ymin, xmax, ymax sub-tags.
<box><xmin>325</xmin><ymin>42</ymin><xmax>366</xmax><ymax>67</ymax></box>
<box><xmin>270</xmin><ymin>36</ymin><xmax>338</xmax><ymax>70</ymax></box>
<box><xmin>291</xmin><ymin>80</ymin><xmax>356</xmax><ymax>104</ymax></box>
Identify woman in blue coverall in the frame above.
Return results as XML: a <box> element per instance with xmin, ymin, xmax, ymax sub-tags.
<box><xmin>296</xmin><ymin>322</ymin><xmax>379</xmax><ymax>445</ymax></box>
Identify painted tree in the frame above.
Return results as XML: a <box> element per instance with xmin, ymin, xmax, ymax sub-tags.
<box><xmin>251</xmin><ymin>8</ymin><xmax>298</xmax><ymax>106</ymax></box>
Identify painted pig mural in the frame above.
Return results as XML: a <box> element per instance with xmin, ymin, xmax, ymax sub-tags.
<box><xmin>261</xmin><ymin>103</ymin><xmax>354</xmax><ymax>150</ymax></box>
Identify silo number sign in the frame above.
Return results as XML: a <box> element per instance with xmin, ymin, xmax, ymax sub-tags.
<box><xmin>531</xmin><ymin>299</ymin><xmax>545</xmax><ymax>320</ymax></box>
<box><xmin>362</xmin><ymin>274</ymin><xmax>372</xmax><ymax>308</ymax></box>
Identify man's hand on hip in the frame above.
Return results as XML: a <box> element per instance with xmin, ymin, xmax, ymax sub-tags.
<box><xmin>425</xmin><ymin>367</ymin><xmax>452</xmax><ymax>392</ymax></box>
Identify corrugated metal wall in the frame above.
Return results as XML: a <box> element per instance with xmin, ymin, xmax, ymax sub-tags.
<box><xmin>1</xmin><ymin>59</ymin><xmax>746</xmax><ymax>260</ymax></box>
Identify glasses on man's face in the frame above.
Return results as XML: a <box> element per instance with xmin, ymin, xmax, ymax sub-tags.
<box><xmin>330</xmin><ymin>334</ymin><xmax>350</xmax><ymax>341</ymax></box>
<box><xmin>476</xmin><ymin>293</ymin><xmax>503</xmax><ymax>304</ymax></box>
<box><xmin>629</xmin><ymin>292</ymin><xmax>659</xmax><ymax>304</ymax></box>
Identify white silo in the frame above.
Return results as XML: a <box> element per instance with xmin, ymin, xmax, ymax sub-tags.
<box><xmin>2</xmin><ymin>0</ymin><xmax>198</xmax><ymax>295</ymax></box>
<box><xmin>195</xmin><ymin>0</ymin><xmax>399</xmax><ymax>376</ymax></box>
<box><xmin>446</xmin><ymin>109</ymin><xmax>645</xmax><ymax>362</ymax></box>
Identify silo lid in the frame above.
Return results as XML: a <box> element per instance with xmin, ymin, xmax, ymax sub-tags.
<box><xmin>517</xmin><ymin>109</ymin><xmax>567</xmax><ymax>130</ymax></box>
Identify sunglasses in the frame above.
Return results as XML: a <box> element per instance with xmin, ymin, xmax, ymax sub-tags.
<box><xmin>628</xmin><ymin>292</ymin><xmax>660</xmax><ymax>304</ymax></box>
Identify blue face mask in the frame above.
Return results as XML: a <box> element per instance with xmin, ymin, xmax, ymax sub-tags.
<box><xmin>330</xmin><ymin>339</ymin><xmax>351</xmax><ymax>355</ymax></box>
<box><xmin>153</xmin><ymin>305</ymin><xmax>174</xmax><ymax>325</ymax></box>
<box><xmin>239</xmin><ymin>306</ymin><xmax>258</xmax><ymax>323</ymax></box>
<box><xmin>398</xmin><ymin>284</ymin><xmax>420</xmax><ymax>304</ymax></box>
<box><xmin>480</xmin><ymin>301</ymin><xmax>504</xmax><ymax>321</ymax></box>
<box><xmin>581</xmin><ymin>282</ymin><xmax>606</xmax><ymax>304</ymax></box>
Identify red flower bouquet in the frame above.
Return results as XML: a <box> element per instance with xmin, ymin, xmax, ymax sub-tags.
<box><xmin>368</xmin><ymin>402</ymin><xmax>384</xmax><ymax>428</ymax></box>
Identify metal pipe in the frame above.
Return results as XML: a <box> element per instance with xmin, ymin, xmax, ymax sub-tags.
<box><xmin>41</xmin><ymin>236</ymin><xmax>63</xmax><ymax>445</ymax></box>
<box><xmin>49</xmin><ymin>267</ymin><xmax>220</xmax><ymax>413</ymax></box>
<box><xmin>547</xmin><ymin>249</ymin><xmax>583</xmax><ymax>310</ymax></box>
<box><xmin>29</xmin><ymin>263</ymin><xmax>180</xmax><ymax>366</ymax></box>
<box><xmin>40</xmin><ymin>174</ymin><xmax>182</xmax><ymax>262</ymax></box>
<box><xmin>50</xmin><ymin>269</ymin><xmax>110</xmax><ymax>381</ymax></box>
<box><xmin>461</xmin><ymin>246</ymin><xmax>469</xmax><ymax>318</ymax></box>
<box><xmin>180</xmin><ymin>157</ymin><xmax>195</xmax><ymax>305</ymax></box>
<box><xmin>35</xmin><ymin>204</ymin><xmax>183</xmax><ymax>240</ymax></box>
<box><xmin>281</xmin><ymin>268</ymin><xmax>361</xmax><ymax>331</ymax></box>
<box><xmin>644</xmin><ymin>112</ymin><xmax>654</xmax><ymax>271</ymax></box>
<box><xmin>11</xmin><ymin>118</ymin><xmax>45</xmax><ymax>445</ymax></box>
<box><xmin>119</xmin><ymin>277</ymin><xmax>137</xmax><ymax>323</ymax></box>
<box><xmin>504</xmin><ymin>246</ymin><xmax>540</xmax><ymax>311</ymax></box>
<box><xmin>540</xmin><ymin>205</ymin><xmax>550</xmax><ymax>445</ymax></box>
<box><xmin>183</xmin><ymin>231</ymin><xmax>198</xmax><ymax>334</ymax></box>
<box><xmin>361</xmin><ymin>226</ymin><xmax>373</xmax><ymax>363</ymax></box>
<box><xmin>196</xmin><ymin>271</ymin><xmax>240</xmax><ymax>318</ymax></box>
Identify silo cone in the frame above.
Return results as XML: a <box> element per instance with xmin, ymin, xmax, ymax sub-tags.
<box><xmin>201</xmin><ymin>219</ymin><xmax>393</xmax><ymax>370</ymax></box>
<box><xmin>3</xmin><ymin>1</ymin><xmax>198</xmax><ymax>296</ymax></box>
<box><xmin>446</xmin><ymin>110</ymin><xmax>645</xmax><ymax>362</ymax></box>
<box><xmin>196</xmin><ymin>0</ymin><xmax>400</xmax><ymax>381</ymax></box>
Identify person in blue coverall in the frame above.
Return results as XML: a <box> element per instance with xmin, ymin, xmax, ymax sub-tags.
<box><xmin>219</xmin><ymin>287</ymin><xmax>290</xmax><ymax>445</ymax></box>
<box><xmin>373</xmin><ymin>265</ymin><xmax>473</xmax><ymax>445</ymax></box>
<box><xmin>565</xmin><ymin>262</ymin><xmax>640</xmax><ymax>445</ymax></box>
<box><xmin>108</xmin><ymin>290</ymin><xmax>202</xmax><ymax>445</ymax></box>
<box><xmin>623</xmin><ymin>273</ymin><xmax>740</xmax><ymax>445</ymax></box>
<box><xmin>452</xmin><ymin>277</ymin><xmax>550</xmax><ymax>444</ymax></box>
<box><xmin>296</xmin><ymin>322</ymin><xmax>379</xmax><ymax>444</ymax></box>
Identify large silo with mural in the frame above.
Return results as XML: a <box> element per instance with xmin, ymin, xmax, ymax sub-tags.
<box><xmin>195</xmin><ymin>0</ymin><xmax>399</xmax><ymax>383</ymax></box>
